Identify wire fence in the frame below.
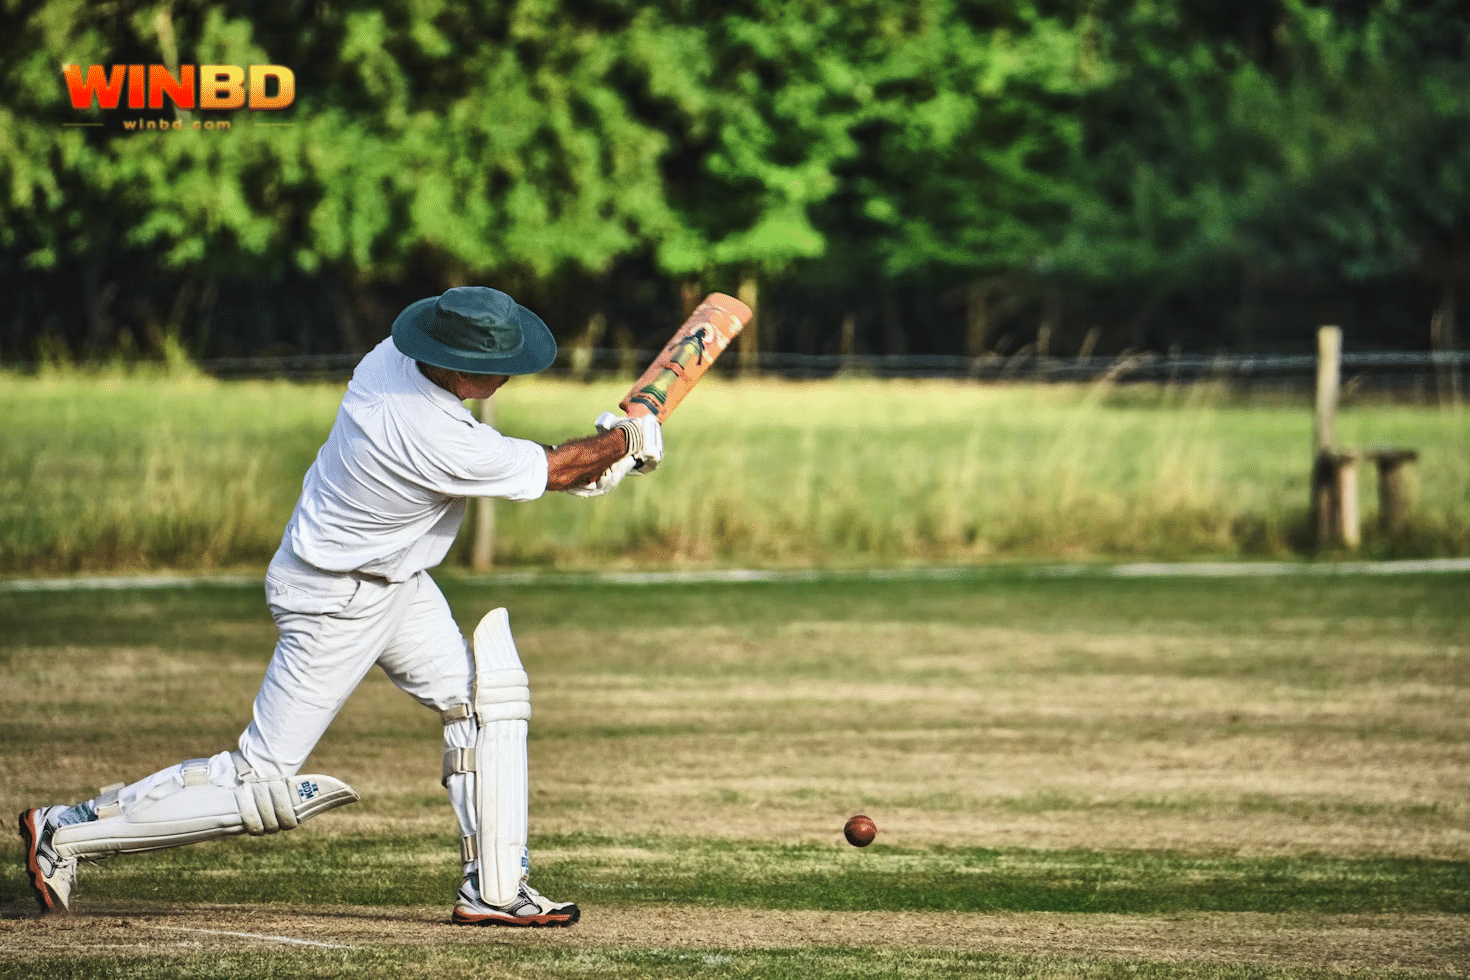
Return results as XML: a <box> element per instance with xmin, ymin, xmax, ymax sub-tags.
<box><xmin>193</xmin><ymin>348</ymin><xmax>1469</xmax><ymax>402</ymax></box>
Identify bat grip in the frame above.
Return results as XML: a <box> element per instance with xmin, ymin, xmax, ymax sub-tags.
<box><xmin>621</xmin><ymin>398</ymin><xmax>655</xmax><ymax>419</ymax></box>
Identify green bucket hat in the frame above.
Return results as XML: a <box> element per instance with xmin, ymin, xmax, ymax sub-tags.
<box><xmin>390</xmin><ymin>287</ymin><xmax>557</xmax><ymax>376</ymax></box>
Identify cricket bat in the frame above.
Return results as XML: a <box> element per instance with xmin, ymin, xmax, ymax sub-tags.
<box><xmin>620</xmin><ymin>292</ymin><xmax>752</xmax><ymax>421</ymax></box>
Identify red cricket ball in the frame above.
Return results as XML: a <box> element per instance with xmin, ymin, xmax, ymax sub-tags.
<box><xmin>843</xmin><ymin>814</ymin><xmax>877</xmax><ymax>847</ymax></box>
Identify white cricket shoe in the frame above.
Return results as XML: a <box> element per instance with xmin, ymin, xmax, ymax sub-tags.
<box><xmin>451</xmin><ymin>875</ymin><xmax>580</xmax><ymax>927</ymax></box>
<box><xmin>19</xmin><ymin>807</ymin><xmax>78</xmax><ymax>915</ymax></box>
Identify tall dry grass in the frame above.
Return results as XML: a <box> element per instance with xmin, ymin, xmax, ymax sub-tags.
<box><xmin>2</xmin><ymin>366</ymin><xmax>1466</xmax><ymax>574</ymax></box>
<box><xmin>1</xmin><ymin>367</ymin><xmax>339</xmax><ymax>572</ymax></box>
<box><xmin>491</xmin><ymin>373</ymin><xmax>1469</xmax><ymax>566</ymax></box>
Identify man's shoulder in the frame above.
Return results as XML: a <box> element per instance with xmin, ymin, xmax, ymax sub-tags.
<box><xmin>351</xmin><ymin>340</ymin><xmax>425</xmax><ymax>402</ymax></box>
<box><xmin>351</xmin><ymin>338</ymin><xmax>409</xmax><ymax>389</ymax></box>
<box><xmin>347</xmin><ymin>339</ymin><xmax>477</xmax><ymax>433</ymax></box>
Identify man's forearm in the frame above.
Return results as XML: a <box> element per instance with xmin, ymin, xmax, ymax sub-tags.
<box><xmin>543</xmin><ymin>429</ymin><xmax>629</xmax><ymax>491</ymax></box>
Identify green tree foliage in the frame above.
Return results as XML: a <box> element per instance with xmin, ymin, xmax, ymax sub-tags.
<box><xmin>836</xmin><ymin>1</ymin><xmax>1091</xmax><ymax>281</ymax></box>
<box><xmin>1</xmin><ymin>0</ymin><xmax>1466</xmax><ymax>360</ymax></box>
<box><xmin>0</xmin><ymin>0</ymin><xmax>84</xmax><ymax>274</ymax></box>
<box><xmin>117</xmin><ymin>2</ymin><xmax>673</xmax><ymax>282</ymax></box>
<box><xmin>640</xmin><ymin>1</ymin><xmax>1091</xmax><ymax>282</ymax></box>
<box><xmin>796</xmin><ymin>0</ymin><xmax>1098</xmax><ymax>356</ymax></box>
<box><xmin>4</xmin><ymin>0</ymin><xmax>677</xmax><ymax>354</ymax></box>
<box><xmin>1046</xmin><ymin>0</ymin><xmax>1470</xmax><ymax>337</ymax></box>
<box><xmin>1223</xmin><ymin>2</ymin><xmax>1470</xmax><ymax>286</ymax></box>
<box><xmin>1</xmin><ymin>2</ymin><xmax>171</xmax><ymax>355</ymax></box>
<box><xmin>636</xmin><ymin>0</ymin><xmax>872</xmax><ymax>278</ymax></box>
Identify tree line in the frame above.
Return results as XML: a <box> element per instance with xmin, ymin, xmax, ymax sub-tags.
<box><xmin>2</xmin><ymin>0</ymin><xmax>1466</xmax><ymax>365</ymax></box>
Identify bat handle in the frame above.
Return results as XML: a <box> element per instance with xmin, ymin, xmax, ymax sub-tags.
<box><xmin>621</xmin><ymin>397</ymin><xmax>656</xmax><ymax>419</ymax></box>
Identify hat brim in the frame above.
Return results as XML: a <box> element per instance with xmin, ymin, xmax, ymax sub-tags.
<box><xmin>390</xmin><ymin>296</ymin><xmax>558</xmax><ymax>376</ymax></box>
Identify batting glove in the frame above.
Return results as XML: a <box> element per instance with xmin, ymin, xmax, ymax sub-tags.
<box><xmin>595</xmin><ymin>411</ymin><xmax>662</xmax><ymax>474</ymax></box>
<box><xmin>564</xmin><ymin>455</ymin><xmax>637</xmax><ymax>497</ymax></box>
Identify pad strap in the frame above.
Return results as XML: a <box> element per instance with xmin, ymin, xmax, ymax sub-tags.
<box><xmin>439</xmin><ymin>678</ymin><xmax>531</xmax><ymax>730</ymax></box>
<box><xmin>95</xmin><ymin>783</ymin><xmax>125</xmax><ymax>820</ymax></box>
<box><xmin>181</xmin><ymin>758</ymin><xmax>210</xmax><ymax>787</ymax></box>
<box><xmin>440</xmin><ymin>703</ymin><xmax>474</xmax><ymax>725</ymax></box>
<box><xmin>443</xmin><ymin>746</ymin><xmax>476</xmax><ymax>786</ymax></box>
<box><xmin>231</xmin><ymin>751</ymin><xmax>301</xmax><ymax>836</ymax></box>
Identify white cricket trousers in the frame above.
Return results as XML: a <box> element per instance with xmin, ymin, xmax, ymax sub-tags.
<box><xmin>97</xmin><ymin>545</ymin><xmax>480</xmax><ymax>839</ymax></box>
<box><xmin>240</xmin><ymin>545</ymin><xmax>475</xmax><ymax>775</ymax></box>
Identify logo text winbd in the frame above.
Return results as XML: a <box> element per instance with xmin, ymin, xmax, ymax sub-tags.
<box><xmin>63</xmin><ymin>65</ymin><xmax>295</xmax><ymax>111</ymax></box>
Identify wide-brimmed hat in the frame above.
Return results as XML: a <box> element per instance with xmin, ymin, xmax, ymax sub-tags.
<box><xmin>390</xmin><ymin>286</ymin><xmax>557</xmax><ymax>375</ymax></box>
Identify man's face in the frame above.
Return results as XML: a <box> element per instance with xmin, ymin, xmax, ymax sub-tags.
<box><xmin>452</xmin><ymin>372</ymin><xmax>510</xmax><ymax>400</ymax></box>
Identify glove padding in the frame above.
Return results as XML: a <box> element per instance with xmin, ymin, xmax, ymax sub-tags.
<box><xmin>564</xmin><ymin>454</ymin><xmax>637</xmax><ymax>497</ymax></box>
<box><xmin>595</xmin><ymin>411</ymin><xmax>662</xmax><ymax>474</ymax></box>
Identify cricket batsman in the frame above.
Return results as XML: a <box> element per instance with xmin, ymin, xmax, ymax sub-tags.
<box><xmin>19</xmin><ymin>286</ymin><xmax>661</xmax><ymax>926</ymax></box>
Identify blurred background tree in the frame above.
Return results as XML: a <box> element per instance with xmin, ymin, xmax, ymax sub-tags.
<box><xmin>1</xmin><ymin>0</ymin><xmax>1465</xmax><ymax>363</ymax></box>
<box><xmin>1044</xmin><ymin>0</ymin><xmax>1470</xmax><ymax>355</ymax></box>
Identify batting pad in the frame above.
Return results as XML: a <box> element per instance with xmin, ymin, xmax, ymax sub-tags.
<box><xmin>468</xmin><ymin>608</ymin><xmax>533</xmax><ymax>906</ymax></box>
<box><xmin>51</xmin><ymin>757</ymin><xmax>359</xmax><ymax>860</ymax></box>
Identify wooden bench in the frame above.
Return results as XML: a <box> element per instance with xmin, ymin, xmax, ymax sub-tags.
<box><xmin>1311</xmin><ymin>327</ymin><xmax>1421</xmax><ymax>549</ymax></box>
<box><xmin>1363</xmin><ymin>448</ymin><xmax>1419</xmax><ymax>533</ymax></box>
<box><xmin>1313</xmin><ymin>447</ymin><xmax>1418</xmax><ymax>548</ymax></box>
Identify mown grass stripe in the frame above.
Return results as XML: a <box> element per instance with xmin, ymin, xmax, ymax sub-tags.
<box><xmin>17</xmin><ymin>835</ymin><xmax>1465</xmax><ymax>917</ymax></box>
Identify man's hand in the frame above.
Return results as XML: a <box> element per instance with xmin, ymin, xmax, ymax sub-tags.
<box><xmin>595</xmin><ymin>412</ymin><xmax>662</xmax><ymax>473</ymax></box>
<box><xmin>564</xmin><ymin>455</ymin><xmax>636</xmax><ymax>497</ymax></box>
<box><xmin>544</xmin><ymin>412</ymin><xmax>661</xmax><ymax>493</ymax></box>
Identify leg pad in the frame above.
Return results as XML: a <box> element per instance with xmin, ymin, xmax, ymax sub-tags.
<box><xmin>51</xmin><ymin>758</ymin><xmax>359</xmax><ymax>861</ymax></box>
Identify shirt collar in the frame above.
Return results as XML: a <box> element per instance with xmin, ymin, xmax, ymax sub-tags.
<box><xmin>397</xmin><ymin>345</ymin><xmax>477</xmax><ymax>423</ymax></box>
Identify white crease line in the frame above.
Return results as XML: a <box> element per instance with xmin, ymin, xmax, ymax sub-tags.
<box><xmin>0</xmin><ymin>575</ymin><xmax>260</xmax><ymax>592</ymax></box>
<box><xmin>1106</xmin><ymin>558</ymin><xmax>1470</xmax><ymax>577</ymax></box>
<box><xmin>151</xmin><ymin>925</ymin><xmax>352</xmax><ymax>949</ymax></box>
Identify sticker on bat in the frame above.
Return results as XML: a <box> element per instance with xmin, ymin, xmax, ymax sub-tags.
<box><xmin>627</xmin><ymin>327</ymin><xmax>711</xmax><ymax>415</ymax></box>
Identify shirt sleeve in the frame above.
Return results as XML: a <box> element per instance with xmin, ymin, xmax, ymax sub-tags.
<box><xmin>427</xmin><ymin>423</ymin><xmax>548</xmax><ymax>501</ymax></box>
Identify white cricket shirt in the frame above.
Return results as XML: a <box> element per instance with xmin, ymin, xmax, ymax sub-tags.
<box><xmin>282</xmin><ymin>337</ymin><xmax>548</xmax><ymax>581</ymax></box>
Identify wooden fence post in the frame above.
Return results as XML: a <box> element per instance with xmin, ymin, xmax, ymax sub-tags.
<box><xmin>471</xmin><ymin>396</ymin><xmax>496</xmax><ymax>571</ymax></box>
<box><xmin>1311</xmin><ymin>326</ymin><xmax>1359</xmax><ymax>549</ymax></box>
<box><xmin>1314</xmin><ymin>325</ymin><xmax>1340</xmax><ymax>453</ymax></box>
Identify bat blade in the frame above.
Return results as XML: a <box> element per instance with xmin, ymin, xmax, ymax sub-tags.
<box><xmin>620</xmin><ymin>292</ymin><xmax>752</xmax><ymax>421</ymax></box>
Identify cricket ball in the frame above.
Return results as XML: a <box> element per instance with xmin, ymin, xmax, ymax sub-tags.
<box><xmin>843</xmin><ymin>814</ymin><xmax>877</xmax><ymax>847</ymax></box>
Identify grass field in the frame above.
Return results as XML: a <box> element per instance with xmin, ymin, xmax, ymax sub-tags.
<box><xmin>3</xmin><ymin>368</ymin><xmax>1468</xmax><ymax>574</ymax></box>
<box><xmin>1</xmin><ymin>569</ymin><xmax>1466</xmax><ymax>977</ymax></box>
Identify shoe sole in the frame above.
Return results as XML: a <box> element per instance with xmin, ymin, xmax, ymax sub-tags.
<box><xmin>17</xmin><ymin>810</ymin><xmax>65</xmax><ymax>916</ymax></box>
<box><xmin>451</xmin><ymin>906</ymin><xmax>580</xmax><ymax>928</ymax></box>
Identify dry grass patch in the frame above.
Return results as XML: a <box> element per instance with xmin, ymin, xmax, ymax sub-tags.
<box><xmin>0</xmin><ymin>905</ymin><xmax>1464</xmax><ymax>975</ymax></box>
<box><xmin>514</xmin><ymin>619</ymin><xmax>1470</xmax><ymax>858</ymax></box>
<box><xmin>1</xmin><ymin>573</ymin><xmax>1464</xmax><ymax>978</ymax></box>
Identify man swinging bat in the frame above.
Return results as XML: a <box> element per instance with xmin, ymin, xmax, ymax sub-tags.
<box><xmin>19</xmin><ymin>286</ymin><xmax>749</xmax><ymax>926</ymax></box>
